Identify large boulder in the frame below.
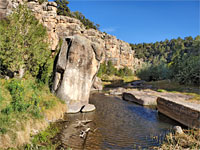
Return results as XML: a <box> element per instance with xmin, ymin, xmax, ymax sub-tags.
<box><xmin>52</xmin><ymin>35</ymin><xmax>103</xmax><ymax>113</ymax></box>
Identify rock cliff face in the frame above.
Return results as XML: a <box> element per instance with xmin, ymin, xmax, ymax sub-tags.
<box><xmin>52</xmin><ymin>35</ymin><xmax>102</xmax><ymax>113</ymax></box>
<box><xmin>1</xmin><ymin>0</ymin><xmax>143</xmax><ymax>113</ymax></box>
<box><xmin>3</xmin><ymin>0</ymin><xmax>142</xmax><ymax>71</ymax></box>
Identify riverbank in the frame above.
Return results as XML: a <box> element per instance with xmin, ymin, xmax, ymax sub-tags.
<box><xmin>157</xmin><ymin>129</ymin><xmax>200</xmax><ymax>149</ymax></box>
<box><xmin>101</xmin><ymin>76</ymin><xmax>200</xmax><ymax>149</ymax></box>
<box><xmin>0</xmin><ymin>78</ymin><xmax>67</xmax><ymax>149</ymax></box>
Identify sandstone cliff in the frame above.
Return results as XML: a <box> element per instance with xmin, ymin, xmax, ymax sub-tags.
<box><xmin>2</xmin><ymin>0</ymin><xmax>142</xmax><ymax>71</ymax></box>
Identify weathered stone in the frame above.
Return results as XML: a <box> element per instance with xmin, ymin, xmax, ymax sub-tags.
<box><xmin>174</xmin><ymin>126</ymin><xmax>184</xmax><ymax>134</ymax></box>
<box><xmin>91</xmin><ymin>77</ymin><xmax>103</xmax><ymax>91</ymax></box>
<box><xmin>81</xmin><ymin>104</ymin><xmax>96</xmax><ymax>113</ymax></box>
<box><xmin>67</xmin><ymin>102</ymin><xmax>84</xmax><ymax>114</ymax></box>
<box><xmin>122</xmin><ymin>91</ymin><xmax>157</xmax><ymax>105</ymax></box>
<box><xmin>157</xmin><ymin>97</ymin><xmax>200</xmax><ymax>128</ymax></box>
<box><xmin>1</xmin><ymin>0</ymin><xmax>143</xmax><ymax>70</ymax></box>
<box><xmin>53</xmin><ymin>35</ymin><xmax>102</xmax><ymax>112</ymax></box>
<box><xmin>109</xmin><ymin>87</ymin><xmax>126</xmax><ymax>95</ymax></box>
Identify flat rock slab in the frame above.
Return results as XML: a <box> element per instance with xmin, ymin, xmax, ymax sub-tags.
<box><xmin>81</xmin><ymin>104</ymin><xmax>96</xmax><ymax>113</ymax></box>
<box><xmin>67</xmin><ymin>103</ymin><xmax>96</xmax><ymax>114</ymax></box>
<box><xmin>122</xmin><ymin>91</ymin><xmax>157</xmax><ymax>105</ymax></box>
<box><xmin>157</xmin><ymin>97</ymin><xmax>200</xmax><ymax>128</ymax></box>
<box><xmin>122</xmin><ymin>89</ymin><xmax>193</xmax><ymax>106</ymax></box>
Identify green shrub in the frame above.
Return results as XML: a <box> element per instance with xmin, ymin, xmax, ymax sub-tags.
<box><xmin>54</xmin><ymin>0</ymin><xmax>100</xmax><ymax>30</ymax></box>
<box><xmin>97</xmin><ymin>61</ymin><xmax>133</xmax><ymax>78</ymax></box>
<box><xmin>172</xmin><ymin>55</ymin><xmax>200</xmax><ymax>85</ymax></box>
<box><xmin>1</xmin><ymin>79</ymin><xmax>43</xmax><ymax>118</ymax></box>
<box><xmin>117</xmin><ymin>66</ymin><xmax>133</xmax><ymax>77</ymax></box>
<box><xmin>38</xmin><ymin>0</ymin><xmax>48</xmax><ymax>4</ymax></box>
<box><xmin>136</xmin><ymin>62</ymin><xmax>171</xmax><ymax>81</ymax></box>
<box><xmin>0</xmin><ymin>5</ymin><xmax>50</xmax><ymax>77</ymax></box>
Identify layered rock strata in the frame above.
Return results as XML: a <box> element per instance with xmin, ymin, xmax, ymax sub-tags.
<box><xmin>157</xmin><ymin>97</ymin><xmax>200</xmax><ymax>128</ymax></box>
<box><xmin>2</xmin><ymin>0</ymin><xmax>142</xmax><ymax>71</ymax></box>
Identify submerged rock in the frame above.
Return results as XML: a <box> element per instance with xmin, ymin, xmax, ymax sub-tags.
<box><xmin>122</xmin><ymin>91</ymin><xmax>157</xmax><ymax>105</ymax></box>
<box><xmin>52</xmin><ymin>35</ymin><xmax>102</xmax><ymax>113</ymax></box>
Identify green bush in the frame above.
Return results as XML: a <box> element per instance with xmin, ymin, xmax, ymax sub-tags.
<box><xmin>1</xmin><ymin>79</ymin><xmax>42</xmax><ymax>118</ymax></box>
<box><xmin>117</xmin><ymin>66</ymin><xmax>133</xmax><ymax>77</ymax></box>
<box><xmin>97</xmin><ymin>61</ymin><xmax>133</xmax><ymax>78</ymax></box>
<box><xmin>136</xmin><ymin>62</ymin><xmax>172</xmax><ymax>81</ymax></box>
<box><xmin>172</xmin><ymin>55</ymin><xmax>200</xmax><ymax>85</ymax></box>
<box><xmin>38</xmin><ymin>0</ymin><xmax>48</xmax><ymax>4</ymax></box>
<box><xmin>54</xmin><ymin>0</ymin><xmax>100</xmax><ymax>30</ymax></box>
<box><xmin>0</xmin><ymin>5</ymin><xmax>50</xmax><ymax>77</ymax></box>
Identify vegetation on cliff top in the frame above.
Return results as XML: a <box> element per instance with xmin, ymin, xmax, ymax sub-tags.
<box><xmin>55</xmin><ymin>0</ymin><xmax>100</xmax><ymax>30</ymax></box>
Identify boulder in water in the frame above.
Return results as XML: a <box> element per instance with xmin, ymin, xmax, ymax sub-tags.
<box><xmin>52</xmin><ymin>35</ymin><xmax>103</xmax><ymax>113</ymax></box>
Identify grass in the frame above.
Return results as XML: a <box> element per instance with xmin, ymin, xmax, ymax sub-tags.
<box><xmin>158</xmin><ymin>129</ymin><xmax>200</xmax><ymax>150</ymax></box>
<box><xmin>23</xmin><ymin>123</ymin><xmax>61</xmax><ymax>150</ymax></box>
<box><xmin>101</xmin><ymin>75</ymin><xmax>139</xmax><ymax>88</ymax></box>
<box><xmin>145</xmin><ymin>80</ymin><xmax>200</xmax><ymax>103</ymax></box>
<box><xmin>0</xmin><ymin>77</ymin><xmax>65</xmax><ymax>147</ymax></box>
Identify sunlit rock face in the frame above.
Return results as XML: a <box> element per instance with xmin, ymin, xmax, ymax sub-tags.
<box><xmin>4</xmin><ymin>0</ymin><xmax>143</xmax><ymax>71</ymax></box>
<box><xmin>52</xmin><ymin>35</ymin><xmax>103</xmax><ymax>113</ymax></box>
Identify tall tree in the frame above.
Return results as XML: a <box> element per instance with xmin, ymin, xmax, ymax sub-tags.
<box><xmin>0</xmin><ymin>5</ymin><xmax>50</xmax><ymax>78</ymax></box>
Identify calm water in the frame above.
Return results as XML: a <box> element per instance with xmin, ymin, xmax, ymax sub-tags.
<box><xmin>59</xmin><ymin>92</ymin><xmax>179</xmax><ymax>150</ymax></box>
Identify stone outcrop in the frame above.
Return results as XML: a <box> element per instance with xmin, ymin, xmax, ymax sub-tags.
<box><xmin>122</xmin><ymin>91</ymin><xmax>157</xmax><ymax>105</ymax></box>
<box><xmin>91</xmin><ymin>77</ymin><xmax>103</xmax><ymax>91</ymax></box>
<box><xmin>157</xmin><ymin>97</ymin><xmax>200</xmax><ymax>128</ymax></box>
<box><xmin>52</xmin><ymin>35</ymin><xmax>102</xmax><ymax>113</ymax></box>
<box><xmin>2</xmin><ymin>0</ymin><xmax>142</xmax><ymax>71</ymax></box>
<box><xmin>120</xmin><ymin>88</ymin><xmax>192</xmax><ymax>106</ymax></box>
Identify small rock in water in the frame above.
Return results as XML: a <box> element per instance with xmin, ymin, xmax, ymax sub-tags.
<box><xmin>67</xmin><ymin>103</ymin><xmax>83</xmax><ymax>114</ymax></box>
<box><xmin>81</xmin><ymin>104</ymin><xmax>96</xmax><ymax>113</ymax></box>
<box><xmin>174</xmin><ymin>126</ymin><xmax>184</xmax><ymax>134</ymax></box>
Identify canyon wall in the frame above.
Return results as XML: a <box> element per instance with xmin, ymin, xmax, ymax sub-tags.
<box><xmin>2</xmin><ymin>0</ymin><xmax>142</xmax><ymax>71</ymax></box>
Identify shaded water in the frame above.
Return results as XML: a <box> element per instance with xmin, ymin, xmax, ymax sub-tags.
<box><xmin>60</xmin><ymin>92</ymin><xmax>179</xmax><ymax>150</ymax></box>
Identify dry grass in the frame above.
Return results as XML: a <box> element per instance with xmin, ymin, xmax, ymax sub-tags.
<box><xmin>158</xmin><ymin>129</ymin><xmax>200</xmax><ymax>150</ymax></box>
<box><xmin>146</xmin><ymin>80</ymin><xmax>200</xmax><ymax>103</ymax></box>
<box><xmin>0</xmin><ymin>78</ymin><xmax>66</xmax><ymax>149</ymax></box>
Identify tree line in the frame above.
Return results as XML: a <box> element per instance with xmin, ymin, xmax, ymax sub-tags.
<box><xmin>55</xmin><ymin>0</ymin><xmax>100</xmax><ymax>30</ymax></box>
<box><xmin>130</xmin><ymin>36</ymin><xmax>200</xmax><ymax>85</ymax></box>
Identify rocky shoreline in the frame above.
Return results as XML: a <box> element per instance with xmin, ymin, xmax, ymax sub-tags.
<box><xmin>106</xmin><ymin>80</ymin><xmax>200</xmax><ymax>129</ymax></box>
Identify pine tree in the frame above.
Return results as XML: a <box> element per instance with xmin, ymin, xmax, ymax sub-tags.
<box><xmin>54</xmin><ymin>0</ymin><xmax>71</xmax><ymax>16</ymax></box>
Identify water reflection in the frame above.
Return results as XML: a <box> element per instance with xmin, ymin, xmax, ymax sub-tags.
<box><xmin>60</xmin><ymin>93</ymin><xmax>179</xmax><ymax>150</ymax></box>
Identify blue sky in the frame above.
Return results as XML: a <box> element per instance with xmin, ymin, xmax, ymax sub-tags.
<box><xmin>49</xmin><ymin>0</ymin><xmax>199</xmax><ymax>44</ymax></box>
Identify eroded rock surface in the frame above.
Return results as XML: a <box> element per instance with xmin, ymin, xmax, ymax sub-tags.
<box><xmin>52</xmin><ymin>35</ymin><xmax>102</xmax><ymax>113</ymax></box>
<box><xmin>121</xmin><ymin>89</ymin><xmax>193</xmax><ymax>106</ymax></box>
<box><xmin>157</xmin><ymin>97</ymin><xmax>200</xmax><ymax>128</ymax></box>
<box><xmin>2</xmin><ymin>0</ymin><xmax>143</xmax><ymax>71</ymax></box>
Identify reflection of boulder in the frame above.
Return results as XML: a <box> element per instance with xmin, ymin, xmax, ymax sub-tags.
<box><xmin>52</xmin><ymin>35</ymin><xmax>103</xmax><ymax>113</ymax></box>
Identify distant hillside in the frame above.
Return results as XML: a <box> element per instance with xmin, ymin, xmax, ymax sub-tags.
<box><xmin>130</xmin><ymin>36</ymin><xmax>200</xmax><ymax>85</ymax></box>
<box><xmin>130</xmin><ymin>36</ymin><xmax>199</xmax><ymax>63</ymax></box>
